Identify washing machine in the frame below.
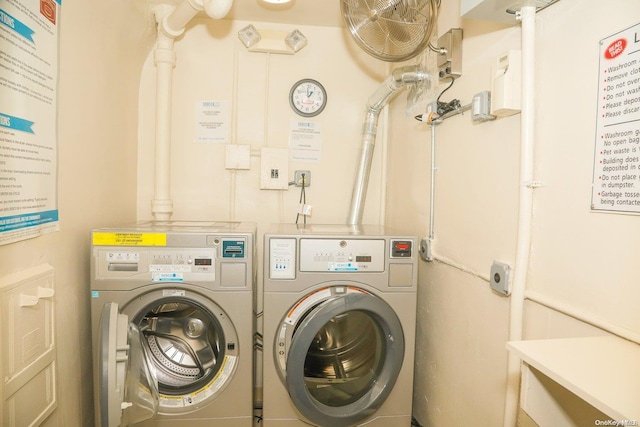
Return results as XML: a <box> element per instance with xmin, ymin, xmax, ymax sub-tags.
<box><xmin>90</xmin><ymin>221</ymin><xmax>256</xmax><ymax>427</ymax></box>
<box><xmin>262</xmin><ymin>224</ymin><xmax>418</xmax><ymax>427</ymax></box>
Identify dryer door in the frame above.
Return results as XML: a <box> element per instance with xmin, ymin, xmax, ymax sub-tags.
<box><xmin>99</xmin><ymin>302</ymin><xmax>159</xmax><ymax>427</ymax></box>
<box><xmin>283</xmin><ymin>288</ymin><xmax>405</xmax><ymax>427</ymax></box>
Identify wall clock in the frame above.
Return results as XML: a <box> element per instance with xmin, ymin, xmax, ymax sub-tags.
<box><xmin>289</xmin><ymin>79</ymin><xmax>327</xmax><ymax>117</ymax></box>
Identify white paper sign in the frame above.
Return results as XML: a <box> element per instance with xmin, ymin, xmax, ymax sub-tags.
<box><xmin>194</xmin><ymin>100</ymin><xmax>230</xmax><ymax>143</ymax></box>
<box><xmin>289</xmin><ymin>120</ymin><xmax>322</xmax><ymax>162</ymax></box>
<box><xmin>0</xmin><ymin>0</ymin><xmax>61</xmax><ymax>245</ymax></box>
<box><xmin>591</xmin><ymin>22</ymin><xmax>640</xmax><ymax>214</ymax></box>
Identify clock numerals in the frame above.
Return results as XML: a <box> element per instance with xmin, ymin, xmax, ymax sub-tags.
<box><xmin>289</xmin><ymin>79</ymin><xmax>327</xmax><ymax>118</ymax></box>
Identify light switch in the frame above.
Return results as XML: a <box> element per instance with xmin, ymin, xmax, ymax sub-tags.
<box><xmin>260</xmin><ymin>147</ymin><xmax>289</xmax><ymax>190</ymax></box>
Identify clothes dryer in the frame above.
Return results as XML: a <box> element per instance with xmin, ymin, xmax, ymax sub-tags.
<box><xmin>90</xmin><ymin>221</ymin><xmax>255</xmax><ymax>427</ymax></box>
<box><xmin>262</xmin><ymin>224</ymin><xmax>418</xmax><ymax>427</ymax></box>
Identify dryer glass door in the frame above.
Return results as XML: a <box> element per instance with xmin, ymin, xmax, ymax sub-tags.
<box><xmin>285</xmin><ymin>291</ymin><xmax>405</xmax><ymax>427</ymax></box>
<box><xmin>100</xmin><ymin>302</ymin><xmax>159</xmax><ymax>427</ymax></box>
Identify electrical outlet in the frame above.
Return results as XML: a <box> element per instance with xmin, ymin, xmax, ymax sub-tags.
<box><xmin>294</xmin><ymin>170</ymin><xmax>311</xmax><ymax>187</ymax></box>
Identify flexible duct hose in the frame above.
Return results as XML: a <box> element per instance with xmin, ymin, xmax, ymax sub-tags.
<box><xmin>347</xmin><ymin>65</ymin><xmax>429</xmax><ymax>225</ymax></box>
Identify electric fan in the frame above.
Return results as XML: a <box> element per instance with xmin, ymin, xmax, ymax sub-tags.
<box><xmin>341</xmin><ymin>0</ymin><xmax>439</xmax><ymax>62</ymax></box>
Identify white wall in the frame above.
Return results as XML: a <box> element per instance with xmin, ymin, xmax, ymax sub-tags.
<box><xmin>0</xmin><ymin>1</ymin><xmax>154</xmax><ymax>425</ymax></box>
<box><xmin>4</xmin><ymin>0</ymin><xmax>638</xmax><ymax>425</ymax></box>
<box><xmin>385</xmin><ymin>0</ymin><xmax>640</xmax><ymax>425</ymax></box>
<box><xmin>137</xmin><ymin>18</ymin><xmax>389</xmax><ymax>229</ymax></box>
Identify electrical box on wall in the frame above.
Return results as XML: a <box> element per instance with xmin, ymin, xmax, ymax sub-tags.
<box><xmin>437</xmin><ymin>28</ymin><xmax>463</xmax><ymax>80</ymax></box>
<box><xmin>491</xmin><ymin>49</ymin><xmax>522</xmax><ymax>117</ymax></box>
<box><xmin>260</xmin><ymin>147</ymin><xmax>289</xmax><ymax>190</ymax></box>
<box><xmin>225</xmin><ymin>144</ymin><xmax>251</xmax><ymax>170</ymax></box>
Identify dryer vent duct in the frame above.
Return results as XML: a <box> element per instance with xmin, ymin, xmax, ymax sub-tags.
<box><xmin>342</xmin><ymin>0</ymin><xmax>439</xmax><ymax>225</ymax></box>
<box><xmin>347</xmin><ymin>65</ymin><xmax>429</xmax><ymax>225</ymax></box>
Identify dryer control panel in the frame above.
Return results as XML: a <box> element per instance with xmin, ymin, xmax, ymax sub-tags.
<box><xmin>299</xmin><ymin>239</ymin><xmax>386</xmax><ymax>272</ymax></box>
<box><xmin>269</xmin><ymin>238</ymin><xmax>296</xmax><ymax>279</ymax></box>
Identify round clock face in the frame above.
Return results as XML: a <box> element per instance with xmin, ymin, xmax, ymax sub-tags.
<box><xmin>289</xmin><ymin>79</ymin><xmax>327</xmax><ymax>117</ymax></box>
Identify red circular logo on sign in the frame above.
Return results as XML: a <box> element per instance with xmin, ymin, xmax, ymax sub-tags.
<box><xmin>604</xmin><ymin>38</ymin><xmax>626</xmax><ymax>59</ymax></box>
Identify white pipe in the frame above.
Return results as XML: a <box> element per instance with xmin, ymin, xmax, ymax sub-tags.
<box><xmin>162</xmin><ymin>0</ymin><xmax>232</xmax><ymax>35</ymax></box>
<box><xmin>433</xmin><ymin>253</ymin><xmax>491</xmax><ymax>283</ymax></box>
<box><xmin>503</xmin><ymin>6</ymin><xmax>537</xmax><ymax>427</ymax></box>
<box><xmin>347</xmin><ymin>65</ymin><xmax>429</xmax><ymax>225</ymax></box>
<box><xmin>151</xmin><ymin>31</ymin><xmax>177</xmax><ymax>221</ymax></box>
<box><xmin>150</xmin><ymin>0</ymin><xmax>232</xmax><ymax>220</ymax></box>
<box><xmin>525</xmin><ymin>290</ymin><xmax>640</xmax><ymax>345</ymax></box>
<box><xmin>429</xmin><ymin>125</ymin><xmax>436</xmax><ymax>240</ymax></box>
<box><xmin>202</xmin><ymin>0</ymin><xmax>233</xmax><ymax>19</ymax></box>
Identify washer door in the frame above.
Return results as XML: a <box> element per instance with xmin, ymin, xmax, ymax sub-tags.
<box><xmin>99</xmin><ymin>302</ymin><xmax>159</xmax><ymax>427</ymax></box>
<box><xmin>122</xmin><ymin>288</ymin><xmax>240</xmax><ymax>414</ymax></box>
<box><xmin>281</xmin><ymin>287</ymin><xmax>405</xmax><ymax>427</ymax></box>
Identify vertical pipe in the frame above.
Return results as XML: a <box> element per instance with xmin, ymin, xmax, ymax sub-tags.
<box><xmin>151</xmin><ymin>32</ymin><xmax>176</xmax><ymax>221</ymax></box>
<box><xmin>229</xmin><ymin>46</ymin><xmax>240</xmax><ymax>221</ymax></box>
<box><xmin>429</xmin><ymin>124</ymin><xmax>436</xmax><ymax>240</ymax></box>
<box><xmin>503</xmin><ymin>5</ymin><xmax>536</xmax><ymax>427</ymax></box>
<box><xmin>150</xmin><ymin>1</ymin><xmax>232</xmax><ymax>221</ymax></box>
<box><xmin>347</xmin><ymin>66</ymin><xmax>428</xmax><ymax>225</ymax></box>
<box><xmin>378</xmin><ymin>106</ymin><xmax>389</xmax><ymax>225</ymax></box>
<box><xmin>347</xmin><ymin>111</ymin><xmax>380</xmax><ymax>225</ymax></box>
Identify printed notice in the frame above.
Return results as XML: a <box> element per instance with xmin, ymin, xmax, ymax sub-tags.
<box><xmin>0</xmin><ymin>0</ymin><xmax>61</xmax><ymax>244</ymax></box>
<box><xmin>289</xmin><ymin>120</ymin><xmax>322</xmax><ymax>162</ymax></box>
<box><xmin>591</xmin><ymin>22</ymin><xmax>640</xmax><ymax>214</ymax></box>
<box><xmin>194</xmin><ymin>100</ymin><xmax>230</xmax><ymax>143</ymax></box>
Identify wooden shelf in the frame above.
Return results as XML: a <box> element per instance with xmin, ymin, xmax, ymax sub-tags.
<box><xmin>507</xmin><ymin>336</ymin><xmax>640</xmax><ymax>421</ymax></box>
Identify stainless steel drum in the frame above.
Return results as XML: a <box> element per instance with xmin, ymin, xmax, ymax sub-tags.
<box><xmin>303</xmin><ymin>310</ymin><xmax>385</xmax><ymax>406</ymax></box>
<box><xmin>136</xmin><ymin>301</ymin><xmax>225</xmax><ymax>395</ymax></box>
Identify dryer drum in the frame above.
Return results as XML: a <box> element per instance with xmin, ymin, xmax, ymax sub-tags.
<box><xmin>137</xmin><ymin>301</ymin><xmax>225</xmax><ymax>394</ymax></box>
<box><xmin>303</xmin><ymin>310</ymin><xmax>385</xmax><ymax>407</ymax></box>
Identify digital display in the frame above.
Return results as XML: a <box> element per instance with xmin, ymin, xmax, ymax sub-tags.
<box><xmin>356</xmin><ymin>255</ymin><xmax>372</xmax><ymax>263</ymax></box>
<box><xmin>194</xmin><ymin>258</ymin><xmax>212</xmax><ymax>266</ymax></box>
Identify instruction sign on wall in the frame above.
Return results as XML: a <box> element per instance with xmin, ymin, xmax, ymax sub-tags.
<box><xmin>0</xmin><ymin>0</ymin><xmax>61</xmax><ymax>244</ymax></box>
<box><xmin>591</xmin><ymin>22</ymin><xmax>640</xmax><ymax>214</ymax></box>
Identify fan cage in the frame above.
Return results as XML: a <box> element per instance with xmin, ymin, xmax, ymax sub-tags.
<box><xmin>342</xmin><ymin>0</ymin><xmax>439</xmax><ymax>62</ymax></box>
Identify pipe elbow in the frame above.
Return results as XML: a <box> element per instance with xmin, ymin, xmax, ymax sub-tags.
<box><xmin>202</xmin><ymin>0</ymin><xmax>233</xmax><ymax>19</ymax></box>
<box><xmin>159</xmin><ymin>15</ymin><xmax>185</xmax><ymax>39</ymax></box>
<box><xmin>391</xmin><ymin>65</ymin><xmax>429</xmax><ymax>85</ymax></box>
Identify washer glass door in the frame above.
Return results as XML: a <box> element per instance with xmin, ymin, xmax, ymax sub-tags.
<box><xmin>100</xmin><ymin>302</ymin><xmax>159</xmax><ymax>427</ymax></box>
<box><xmin>282</xmin><ymin>288</ymin><xmax>405</xmax><ymax>427</ymax></box>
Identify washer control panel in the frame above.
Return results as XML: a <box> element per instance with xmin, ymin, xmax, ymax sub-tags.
<box><xmin>96</xmin><ymin>248</ymin><xmax>217</xmax><ymax>282</ymax></box>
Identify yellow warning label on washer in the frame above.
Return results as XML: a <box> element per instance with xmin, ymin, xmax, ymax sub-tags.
<box><xmin>92</xmin><ymin>232</ymin><xmax>167</xmax><ymax>246</ymax></box>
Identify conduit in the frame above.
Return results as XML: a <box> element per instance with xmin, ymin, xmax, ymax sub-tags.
<box><xmin>150</xmin><ymin>0</ymin><xmax>232</xmax><ymax>220</ymax></box>
<box><xmin>525</xmin><ymin>290</ymin><xmax>640</xmax><ymax>345</ymax></box>
<box><xmin>347</xmin><ymin>65</ymin><xmax>430</xmax><ymax>225</ymax></box>
<box><xmin>503</xmin><ymin>6</ymin><xmax>537</xmax><ymax>427</ymax></box>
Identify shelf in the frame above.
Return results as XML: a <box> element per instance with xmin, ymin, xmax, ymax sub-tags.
<box><xmin>507</xmin><ymin>336</ymin><xmax>640</xmax><ymax>421</ymax></box>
